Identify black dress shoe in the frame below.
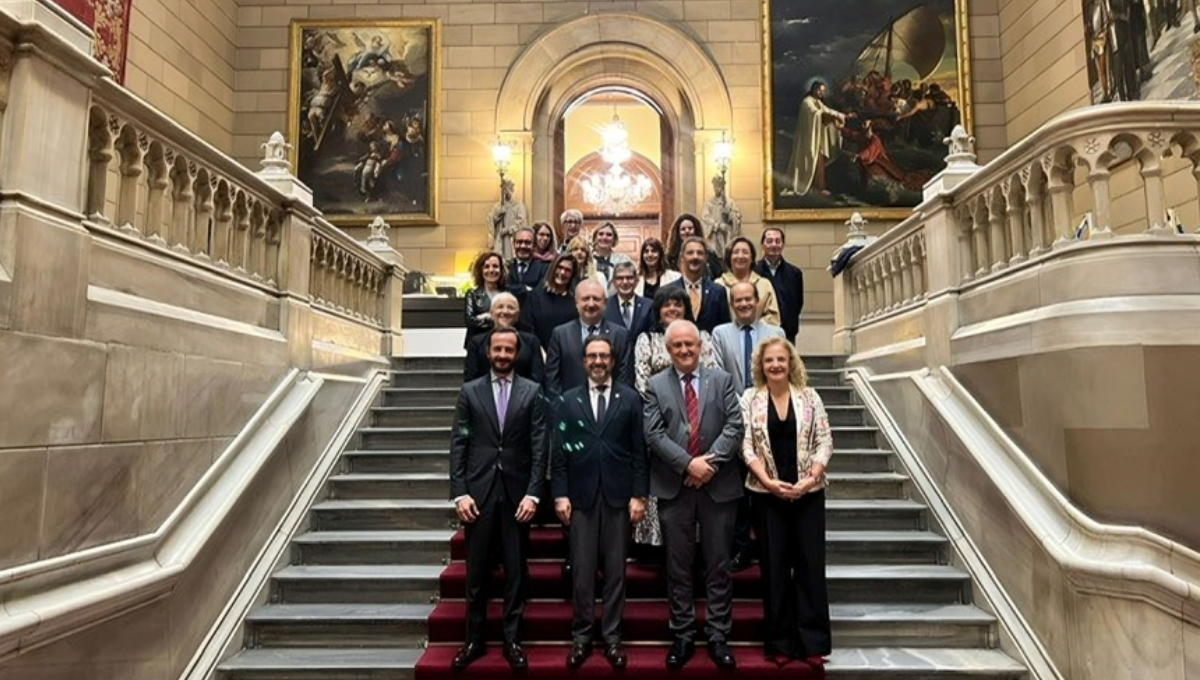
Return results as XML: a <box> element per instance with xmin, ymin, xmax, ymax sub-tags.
<box><xmin>566</xmin><ymin>642</ymin><xmax>591</xmax><ymax>670</ymax></box>
<box><xmin>665</xmin><ymin>638</ymin><xmax>694</xmax><ymax>669</ymax></box>
<box><xmin>451</xmin><ymin>642</ymin><xmax>486</xmax><ymax>672</ymax></box>
<box><xmin>707</xmin><ymin>640</ymin><xmax>737</xmax><ymax>670</ymax></box>
<box><xmin>729</xmin><ymin>551</ymin><xmax>753</xmax><ymax>572</ymax></box>
<box><xmin>604</xmin><ymin>642</ymin><xmax>628</xmax><ymax>670</ymax></box>
<box><xmin>503</xmin><ymin>642</ymin><xmax>529</xmax><ymax>671</ymax></box>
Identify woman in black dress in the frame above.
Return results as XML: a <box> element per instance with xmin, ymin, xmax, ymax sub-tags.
<box><xmin>520</xmin><ymin>252</ymin><xmax>581</xmax><ymax>348</ymax></box>
<box><xmin>739</xmin><ymin>337</ymin><xmax>834</xmax><ymax>669</ymax></box>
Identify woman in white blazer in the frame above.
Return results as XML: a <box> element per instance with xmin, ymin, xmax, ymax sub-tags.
<box><xmin>739</xmin><ymin>336</ymin><xmax>833</xmax><ymax>669</ymax></box>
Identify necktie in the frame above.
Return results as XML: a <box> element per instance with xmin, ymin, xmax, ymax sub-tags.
<box><xmin>622</xmin><ymin>301</ymin><xmax>633</xmax><ymax>327</ymax></box>
<box><xmin>742</xmin><ymin>325</ymin><xmax>754</xmax><ymax>387</ymax></box>
<box><xmin>517</xmin><ymin>261</ymin><xmax>526</xmax><ymax>278</ymax></box>
<box><xmin>496</xmin><ymin>377</ymin><xmax>509</xmax><ymax>432</ymax></box>
<box><xmin>587</xmin><ymin>324</ymin><xmax>599</xmax><ymax>337</ymax></box>
<box><xmin>683</xmin><ymin>374</ymin><xmax>701</xmax><ymax>457</ymax></box>
<box><xmin>595</xmin><ymin>384</ymin><xmax>608</xmax><ymax>424</ymax></box>
<box><xmin>688</xmin><ymin>283</ymin><xmax>702</xmax><ymax>317</ymax></box>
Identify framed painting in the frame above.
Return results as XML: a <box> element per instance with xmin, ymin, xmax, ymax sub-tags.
<box><xmin>1082</xmin><ymin>0</ymin><xmax>1200</xmax><ymax>103</ymax></box>
<box><xmin>762</xmin><ymin>0</ymin><xmax>972</xmax><ymax>221</ymax></box>
<box><xmin>288</xmin><ymin>19</ymin><xmax>440</xmax><ymax>226</ymax></box>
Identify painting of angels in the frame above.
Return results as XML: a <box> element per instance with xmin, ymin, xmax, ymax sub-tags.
<box><xmin>289</xmin><ymin>19</ymin><xmax>440</xmax><ymax>225</ymax></box>
<box><xmin>762</xmin><ymin>0</ymin><xmax>972</xmax><ymax>221</ymax></box>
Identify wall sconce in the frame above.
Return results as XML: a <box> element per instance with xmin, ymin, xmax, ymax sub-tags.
<box><xmin>491</xmin><ymin>138</ymin><xmax>513</xmax><ymax>182</ymax></box>
<box><xmin>712</xmin><ymin>132</ymin><xmax>734</xmax><ymax>179</ymax></box>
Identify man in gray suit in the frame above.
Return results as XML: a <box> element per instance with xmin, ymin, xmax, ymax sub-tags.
<box><xmin>643</xmin><ymin>320</ymin><xmax>744</xmax><ymax>671</ymax></box>
<box><xmin>712</xmin><ymin>281</ymin><xmax>786</xmax><ymax>571</ymax></box>
<box><xmin>712</xmin><ymin>281</ymin><xmax>787</xmax><ymax>394</ymax></box>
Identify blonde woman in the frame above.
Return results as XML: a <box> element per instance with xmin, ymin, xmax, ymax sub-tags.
<box><xmin>739</xmin><ymin>337</ymin><xmax>833</xmax><ymax>669</ymax></box>
<box><xmin>565</xmin><ymin>234</ymin><xmax>597</xmax><ymax>284</ymax></box>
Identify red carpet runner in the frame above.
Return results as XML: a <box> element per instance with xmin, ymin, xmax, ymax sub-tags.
<box><xmin>414</xmin><ymin>527</ymin><xmax>823</xmax><ymax>678</ymax></box>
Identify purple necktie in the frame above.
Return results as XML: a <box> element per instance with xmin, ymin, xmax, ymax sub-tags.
<box><xmin>496</xmin><ymin>377</ymin><xmax>509</xmax><ymax>431</ymax></box>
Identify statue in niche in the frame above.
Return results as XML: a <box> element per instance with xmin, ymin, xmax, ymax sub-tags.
<box><xmin>486</xmin><ymin>178</ymin><xmax>528</xmax><ymax>260</ymax></box>
<box><xmin>701</xmin><ymin>174</ymin><xmax>742</xmax><ymax>257</ymax></box>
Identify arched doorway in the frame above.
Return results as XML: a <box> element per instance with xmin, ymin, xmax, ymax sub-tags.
<box><xmin>493</xmin><ymin>13</ymin><xmax>733</xmax><ymax>252</ymax></box>
<box><xmin>556</xmin><ymin>88</ymin><xmax>674</xmax><ymax>257</ymax></box>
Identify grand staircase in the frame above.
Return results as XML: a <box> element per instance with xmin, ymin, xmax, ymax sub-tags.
<box><xmin>216</xmin><ymin>356</ymin><xmax>1026</xmax><ymax>679</ymax></box>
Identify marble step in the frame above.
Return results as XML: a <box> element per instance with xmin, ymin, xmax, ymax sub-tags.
<box><xmin>343</xmin><ymin>447</ymin><xmax>894</xmax><ymax>475</ymax></box>
<box><xmin>826</xmin><ymin>404</ymin><xmax>868</xmax><ymax>426</ymax></box>
<box><xmin>343</xmin><ymin>450</ymin><xmax>451</xmax><ymax>474</ymax></box>
<box><xmin>217</xmin><ymin>647</ymin><xmax>421</xmax><ymax>680</ymax></box>
<box><xmin>245</xmin><ymin>603</ymin><xmax>435</xmax><ymax>648</ymax></box>
<box><xmin>358</xmin><ymin>427</ymin><xmax>452</xmax><ymax>451</ymax></box>
<box><xmin>382</xmin><ymin>387</ymin><xmax>460</xmax><ymax>408</ymax></box>
<box><xmin>218</xmin><ymin>646</ymin><xmax>1023</xmax><ymax>680</ymax></box>
<box><xmin>310</xmin><ymin>498</ymin><xmax>926</xmax><ymax>533</ymax></box>
<box><xmin>271</xmin><ymin>563</ymin><xmax>970</xmax><ymax>606</ymax></box>
<box><xmin>371</xmin><ymin>406</ymin><xmax>456</xmax><ymax>428</ymax></box>
<box><xmin>394</xmin><ymin>357</ymin><xmax>464</xmax><ymax>371</ymax></box>
<box><xmin>802</xmin><ymin>368</ymin><xmax>843</xmax><ymax>387</ymax></box>
<box><xmin>292</xmin><ymin>528</ymin><xmax>946</xmax><ymax>567</ymax></box>
<box><xmin>311</xmin><ymin>499</ymin><xmax>457</xmax><ymax>532</ymax></box>
<box><xmin>391</xmin><ymin>369</ymin><xmax>464</xmax><ymax>389</ymax></box>
<box><xmin>355</xmin><ymin>424</ymin><xmax>878</xmax><ymax>452</ymax></box>
<box><xmin>325</xmin><ymin>471</ymin><xmax>906</xmax><ymax>503</ymax></box>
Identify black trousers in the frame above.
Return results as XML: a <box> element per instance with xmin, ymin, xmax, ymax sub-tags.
<box><xmin>755</xmin><ymin>490</ymin><xmax>831</xmax><ymax>658</ymax></box>
<box><xmin>463</xmin><ymin>481</ymin><xmax>529</xmax><ymax>645</ymax></box>
<box><xmin>568</xmin><ymin>500</ymin><xmax>630</xmax><ymax>644</ymax></box>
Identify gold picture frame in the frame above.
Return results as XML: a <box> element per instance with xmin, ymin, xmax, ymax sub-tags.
<box><xmin>761</xmin><ymin>0</ymin><xmax>973</xmax><ymax>222</ymax></box>
<box><xmin>288</xmin><ymin>18</ymin><xmax>441</xmax><ymax>226</ymax></box>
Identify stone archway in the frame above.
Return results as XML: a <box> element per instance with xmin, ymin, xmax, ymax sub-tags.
<box><xmin>494</xmin><ymin>13</ymin><xmax>734</xmax><ymax>226</ymax></box>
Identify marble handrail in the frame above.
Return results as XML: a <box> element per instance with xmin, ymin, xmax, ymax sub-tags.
<box><xmin>919</xmin><ymin>366</ymin><xmax>1200</xmax><ymax>619</ymax></box>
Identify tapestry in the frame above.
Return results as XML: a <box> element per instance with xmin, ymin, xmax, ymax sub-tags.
<box><xmin>90</xmin><ymin>0</ymin><xmax>132</xmax><ymax>83</ymax></box>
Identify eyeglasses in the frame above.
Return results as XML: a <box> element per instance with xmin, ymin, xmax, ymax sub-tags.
<box><xmin>584</xmin><ymin>353</ymin><xmax>612</xmax><ymax>360</ymax></box>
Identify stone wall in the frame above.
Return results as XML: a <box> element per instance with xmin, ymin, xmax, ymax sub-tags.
<box><xmin>123</xmin><ymin>0</ymin><xmax>239</xmax><ymax>152</ymax></box>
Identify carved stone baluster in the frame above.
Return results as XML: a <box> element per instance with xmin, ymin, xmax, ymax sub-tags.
<box><xmin>231</xmin><ymin>194</ymin><xmax>250</xmax><ymax>273</ymax></box>
<box><xmin>309</xmin><ymin>236</ymin><xmax>324</xmax><ymax>304</ymax></box>
<box><xmin>339</xmin><ymin>253</ymin><xmax>352</xmax><ymax>313</ymax></box>
<box><xmin>912</xmin><ymin>235</ymin><xmax>927</xmax><ymax>299</ymax></box>
<box><xmin>862</xmin><ymin>263</ymin><xmax>876</xmax><ymax>319</ymax></box>
<box><xmin>247</xmin><ymin>203</ymin><xmax>268</xmax><ymax>282</ymax></box>
<box><xmin>953</xmin><ymin>205</ymin><xmax>974</xmax><ymax>284</ymax></box>
<box><xmin>358</xmin><ymin>264</ymin><xmax>370</xmax><ymax>319</ymax></box>
<box><xmin>1138</xmin><ymin>132</ymin><xmax>1169</xmax><ymax>232</ymax></box>
<box><xmin>871</xmin><ymin>260</ymin><xmax>884</xmax><ymax>317</ymax></box>
<box><xmin>115</xmin><ymin>126</ymin><xmax>146</xmax><ymax>235</ymax></box>
<box><xmin>192</xmin><ymin>171</ymin><xmax>214</xmax><ymax>259</ymax></box>
<box><xmin>1001</xmin><ymin>177</ymin><xmax>1027</xmax><ymax>264</ymax></box>
<box><xmin>899</xmin><ymin>240</ymin><xmax>915</xmax><ymax>304</ymax></box>
<box><xmin>170</xmin><ymin>157</ymin><xmax>195</xmax><ymax>252</ymax></box>
<box><xmin>264</xmin><ymin>212</ymin><xmax>281</xmax><ymax>286</ymax></box>
<box><xmin>144</xmin><ymin>143</ymin><xmax>170</xmax><ymax>245</ymax></box>
<box><xmin>969</xmin><ymin>197</ymin><xmax>988</xmax><ymax>276</ymax></box>
<box><xmin>848</xmin><ymin>271</ymin><xmax>860</xmax><ymax>324</ymax></box>
<box><xmin>1078</xmin><ymin>137</ymin><xmax>1114</xmax><ymax>236</ymax></box>
<box><xmin>1042</xmin><ymin>152</ymin><xmax>1075</xmax><ymax>246</ymax></box>
<box><xmin>212</xmin><ymin>182</ymin><xmax>232</xmax><ymax>266</ymax></box>
<box><xmin>1021</xmin><ymin>165</ymin><xmax>1048</xmax><ymax>256</ymax></box>
<box><xmin>86</xmin><ymin>110</ymin><xmax>114</xmax><ymax>223</ymax></box>
<box><xmin>986</xmin><ymin>187</ymin><xmax>1008</xmax><ymax>272</ymax></box>
<box><xmin>879</xmin><ymin>253</ymin><xmax>894</xmax><ymax>312</ymax></box>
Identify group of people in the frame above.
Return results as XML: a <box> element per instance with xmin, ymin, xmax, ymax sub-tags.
<box><xmin>450</xmin><ymin>217</ymin><xmax>833</xmax><ymax>671</ymax></box>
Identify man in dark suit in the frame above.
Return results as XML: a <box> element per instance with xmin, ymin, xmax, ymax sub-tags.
<box><xmin>507</xmin><ymin>227</ymin><xmax>547</xmax><ymax>296</ymax></box>
<box><xmin>545</xmin><ymin>279</ymin><xmax>633</xmax><ymax>398</ymax></box>
<box><xmin>754</xmin><ymin>227</ymin><xmax>805</xmax><ymax>345</ymax></box>
<box><xmin>551</xmin><ymin>335</ymin><xmax>648</xmax><ymax>671</ymax></box>
<box><xmin>664</xmin><ymin>236</ymin><xmax>731</xmax><ymax>334</ymax></box>
<box><xmin>449</xmin><ymin>328</ymin><xmax>547</xmax><ymax>672</ymax></box>
<box><xmin>604</xmin><ymin>261</ymin><xmax>653</xmax><ymax>339</ymax></box>
<box><xmin>644</xmin><ymin>320</ymin><xmax>744</xmax><ymax>671</ymax></box>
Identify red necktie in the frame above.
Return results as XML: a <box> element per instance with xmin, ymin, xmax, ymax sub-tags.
<box><xmin>683</xmin><ymin>374</ymin><xmax>701</xmax><ymax>457</ymax></box>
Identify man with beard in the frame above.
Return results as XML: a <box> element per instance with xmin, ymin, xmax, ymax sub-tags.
<box><xmin>786</xmin><ymin>80</ymin><xmax>853</xmax><ymax>196</ymax></box>
<box><xmin>449</xmin><ymin>328</ymin><xmax>547</xmax><ymax>672</ymax></box>
<box><xmin>507</xmin><ymin>227</ymin><xmax>548</xmax><ymax>296</ymax></box>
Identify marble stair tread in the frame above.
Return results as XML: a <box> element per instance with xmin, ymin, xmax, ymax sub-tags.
<box><xmin>829</xmin><ymin>603</ymin><xmax>995</xmax><ymax>623</ymax></box>
<box><xmin>824</xmin><ymin>530</ymin><xmax>945</xmax><ymax>543</ymax></box>
<box><xmin>314</xmin><ymin>499</ymin><xmax>454</xmax><ymax>510</ymax></box>
<box><xmin>330</xmin><ymin>473</ymin><xmax>451</xmax><ymax>482</ymax></box>
<box><xmin>826</xmin><ymin>647</ymin><xmax>1025</xmax><ymax>673</ymax></box>
<box><xmin>827</xmin><ymin>499</ymin><xmax>925</xmax><ymax>510</ymax></box>
<box><xmin>246</xmin><ymin>603</ymin><xmax>436</xmax><ymax>622</ymax></box>
<box><xmin>371</xmin><ymin>406</ymin><xmax>456</xmax><ymax>412</ymax></box>
<box><xmin>219</xmin><ymin>647</ymin><xmax>421</xmax><ymax>670</ymax></box>
<box><xmin>273</xmin><ymin>564</ymin><xmax>445</xmax><ymax>580</ymax></box>
<box><xmin>357</xmin><ymin>426</ymin><xmax>453</xmax><ymax>434</ymax></box>
<box><xmin>382</xmin><ymin>387</ymin><xmax>460</xmax><ymax>392</ymax></box>
<box><xmin>342</xmin><ymin>449</ymin><xmax>450</xmax><ymax>456</ymax></box>
<box><xmin>294</xmin><ymin>530</ymin><xmax>456</xmax><ymax>543</ymax></box>
<box><xmin>826</xmin><ymin>471</ymin><xmax>908</xmax><ymax>481</ymax></box>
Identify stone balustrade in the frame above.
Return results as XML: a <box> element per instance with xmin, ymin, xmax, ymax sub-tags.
<box><xmin>835</xmin><ymin>104</ymin><xmax>1200</xmax><ymax>349</ymax></box>
<box><xmin>310</xmin><ymin>220</ymin><xmax>388</xmax><ymax>326</ymax></box>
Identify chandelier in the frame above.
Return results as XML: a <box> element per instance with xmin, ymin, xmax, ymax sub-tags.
<box><xmin>581</xmin><ymin>115</ymin><xmax>653</xmax><ymax>215</ymax></box>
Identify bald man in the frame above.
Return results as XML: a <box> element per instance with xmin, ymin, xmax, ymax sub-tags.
<box><xmin>545</xmin><ymin>279</ymin><xmax>633</xmax><ymax>398</ymax></box>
